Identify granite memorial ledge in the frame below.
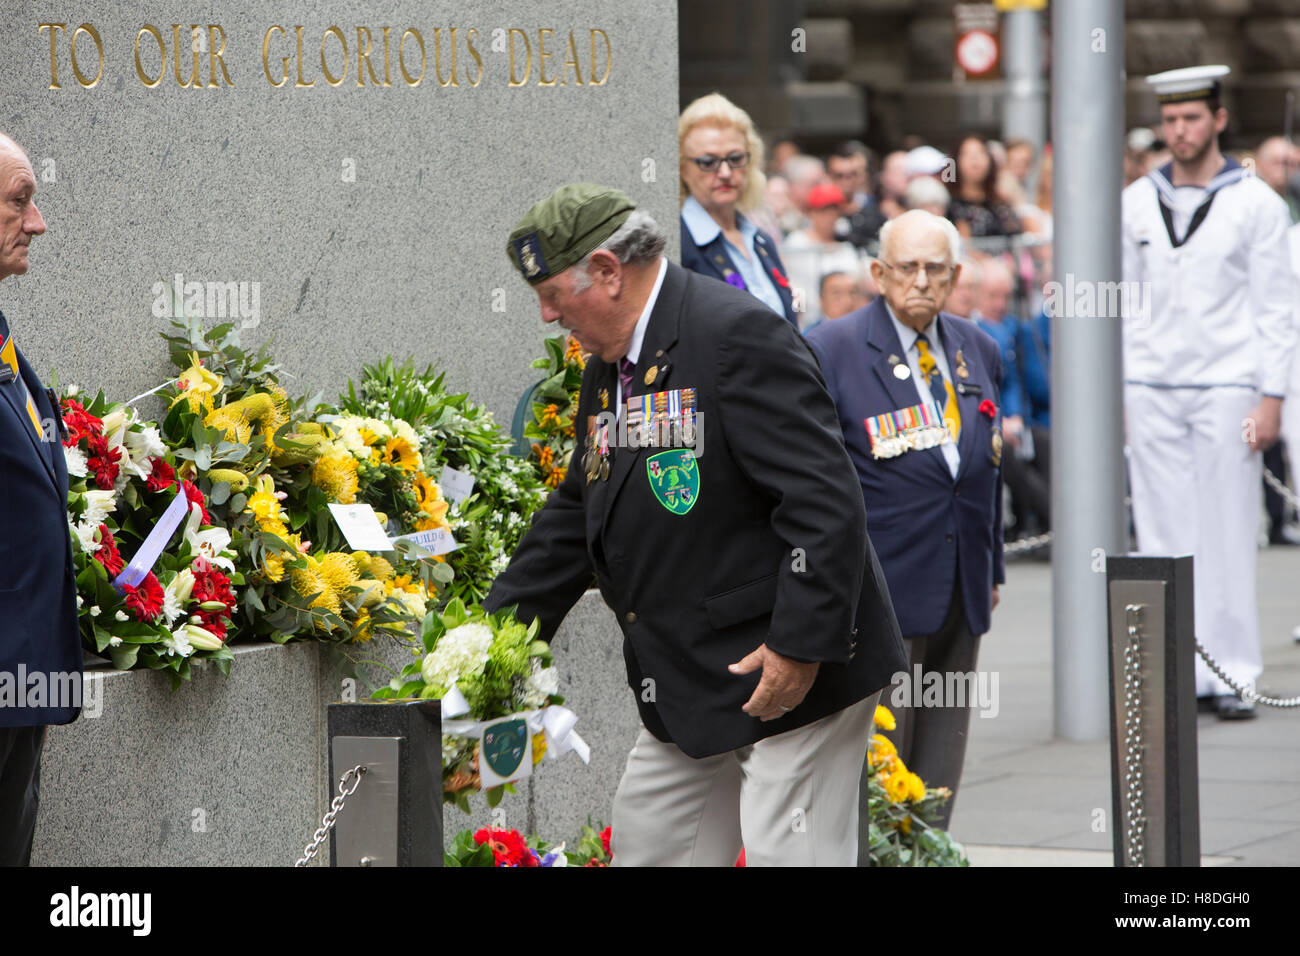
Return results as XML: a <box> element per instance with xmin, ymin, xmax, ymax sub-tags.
<box><xmin>33</xmin><ymin>589</ymin><xmax>635</xmax><ymax>866</ymax></box>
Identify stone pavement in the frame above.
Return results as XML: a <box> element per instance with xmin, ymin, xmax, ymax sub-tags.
<box><xmin>950</xmin><ymin>547</ymin><xmax>1300</xmax><ymax>867</ymax></box>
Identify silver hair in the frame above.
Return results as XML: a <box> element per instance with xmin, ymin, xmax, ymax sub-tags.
<box><xmin>877</xmin><ymin>209</ymin><xmax>962</xmax><ymax>265</ymax></box>
<box><xmin>569</xmin><ymin>208</ymin><xmax>667</xmax><ymax>292</ymax></box>
<box><xmin>903</xmin><ymin>176</ymin><xmax>951</xmax><ymax>212</ymax></box>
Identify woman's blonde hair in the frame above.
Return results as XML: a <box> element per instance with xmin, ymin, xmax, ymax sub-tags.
<box><xmin>678</xmin><ymin>92</ymin><xmax>767</xmax><ymax>213</ymax></box>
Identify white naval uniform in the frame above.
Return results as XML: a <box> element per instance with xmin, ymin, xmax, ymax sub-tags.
<box><xmin>1121</xmin><ymin>159</ymin><xmax>1298</xmax><ymax>696</ymax></box>
<box><xmin>1279</xmin><ymin>224</ymin><xmax>1300</xmax><ymax>464</ymax></box>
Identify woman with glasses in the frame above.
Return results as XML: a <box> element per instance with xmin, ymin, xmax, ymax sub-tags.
<box><xmin>678</xmin><ymin>93</ymin><xmax>799</xmax><ymax>328</ymax></box>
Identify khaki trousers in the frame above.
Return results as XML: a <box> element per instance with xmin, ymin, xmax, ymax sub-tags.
<box><xmin>610</xmin><ymin>694</ymin><xmax>878</xmax><ymax>867</ymax></box>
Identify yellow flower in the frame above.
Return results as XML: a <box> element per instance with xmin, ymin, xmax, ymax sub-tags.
<box><xmin>247</xmin><ymin>476</ymin><xmax>285</xmax><ymax>525</ymax></box>
<box><xmin>386</xmin><ymin>574</ymin><xmax>422</xmax><ymax>595</ymax></box>
<box><xmin>537</xmin><ymin>446</ymin><xmax>555</xmax><ymax>471</ymax></box>
<box><xmin>352</xmin><ymin>607</ymin><xmax>374</xmax><ymax>643</ymax></box>
<box><xmin>172</xmin><ymin>351</ymin><xmax>223</xmax><ymax>414</ymax></box>
<box><xmin>867</xmin><ymin>734</ymin><xmax>897</xmax><ymax>768</ymax></box>
<box><xmin>564</xmin><ymin>335</ymin><xmax>585</xmax><ymax>363</ymax></box>
<box><xmin>546</xmin><ymin>467</ymin><xmax>566</xmax><ymax>488</ymax></box>
<box><xmin>413</xmin><ymin>472</ymin><xmax>443</xmax><ymax>512</ymax></box>
<box><xmin>291</xmin><ymin>559</ymin><xmax>341</xmax><ymax>616</ymax></box>
<box><xmin>874</xmin><ymin>705</ymin><xmax>896</xmax><ymax>731</ymax></box>
<box><xmin>383</xmin><ymin>436</ymin><xmax>421</xmax><ymax>473</ymax></box>
<box><xmin>318</xmin><ymin>552</ymin><xmax>360</xmax><ymax>593</ymax></box>
<box><xmin>905</xmin><ymin>771</ymin><xmax>926</xmax><ymax>803</ymax></box>
<box><xmin>262</xmin><ymin>549</ymin><xmax>288</xmax><ymax>583</ymax></box>
<box><xmin>532</xmin><ymin>731</ymin><xmax>548</xmax><ymax>765</ymax></box>
<box><xmin>204</xmin><ymin>406</ymin><xmax>252</xmax><ymax>446</ymax></box>
<box><xmin>311</xmin><ymin>451</ymin><xmax>359</xmax><ymax>504</ymax></box>
<box><xmin>540</xmin><ymin>403</ymin><xmax>560</xmax><ymax>426</ymax></box>
<box><xmin>884</xmin><ymin>771</ymin><xmax>911</xmax><ymax>803</ymax></box>
<box><xmin>898</xmin><ymin>816</ymin><xmax>912</xmax><ymax>835</ymax></box>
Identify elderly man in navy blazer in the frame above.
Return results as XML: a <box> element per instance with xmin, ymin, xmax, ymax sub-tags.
<box><xmin>805</xmin><ymin>209</ymin><xmax>1005</xmax><ymax>832</ymax></box>
<box><xmin>0</xmin><ymin>133</ymin><xmax>82</xmax><ymax>866</ymax></box>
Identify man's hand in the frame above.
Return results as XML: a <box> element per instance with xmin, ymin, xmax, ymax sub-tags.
<box><xmin>1247</xmin><ymin>396</ymin><xmax>1283</xmax><ymax>452</ymax></box>
<box><xmin>729</xmin><ymin>643</ymin><xmax>820</xmax><ymax>721</ymax></box>
<box><xmin>992</xmin><ymin>586</ymin><xmax>1000</xmax><ymax>611</ymax></box>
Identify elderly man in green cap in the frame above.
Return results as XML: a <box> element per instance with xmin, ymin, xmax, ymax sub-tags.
<box><xmin>484</xmin><ymin>183</ymin><xmax>906</xmax><ymax>866</ymax></box>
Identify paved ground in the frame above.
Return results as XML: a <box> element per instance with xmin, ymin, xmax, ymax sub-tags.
<box><xmin>950</xmin><ymin>546</ymin><xmax>1300</xmax><ymax>867</ymax></box>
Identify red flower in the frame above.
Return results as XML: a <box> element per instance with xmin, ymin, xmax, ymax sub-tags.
<box><xmin>146</xmin><ymin>458</ymin><xmax>176</xmax><ymax>492</ymax></box>
<box><xmin>122</xmin><ymin>572</ymin><xmax>165</xmax><ymax>623</ymax></box>
<box><xmin>191</xmin><ymin>556</ymin><xmax>235</xmax><ymax>608</ymax></box>
<box><xmin>473</xmin><ymin>827</ymin><xmax>537</xmax><ymax>867</ymax></box>
<box><xmin>583</xmin><ymin>859</ymin><xmax>608</xmax><ymax>867</ymax></box>
<box><xmin>979</xmin><ymin>399</ymin><xmax>997</xmax><ymax>419</ymax></box>
<box><xmin>183</xmin><ymin>481</ymin><xmax>211</xmax><ymax>525</ymax></box>
<box><xmin>86</xmin><ymin>433</ymin><xmax>121</xmax><ymax>490</ymax></box>
<box><xmin>771</xmin><ymin>268</ymin><xmax>790</xmax><ymax>289</ymax></box>
<box><xmin>736</xmin><ymin>847</ymin><xmax>746</xmax><ymax>867</ymax></box>
<box><xmin>61</xmin><ymin>399</ymin><xmax>102</xmax><ymax>447</ymax></box>
<box><xmin>600</xmin><ymin>825</ymin><xmax>612</xmax><ymax>857</ymax></box>
<box><xmin>92</xmin><ymin>525</ymin><xmax>124</xmax><ymax>576</ymax></box>
<box><xmin>194</xmin><ymin>611</ymin><xmax>228</xmax><ymax>640</ymax></box>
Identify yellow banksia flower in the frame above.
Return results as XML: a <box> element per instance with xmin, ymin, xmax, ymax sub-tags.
<box><xmin>351</xmin><ymin>580</ymin><xmax>386</xmax><ymax>608</ymax></box>
<box><xmin>365</xmin><ymin>554</ymin><xmax>396</xmax><ymax>581</ymax></box>
<box><xmin>291</xmin><ymin>560</ymin><xmax>341</xmax><ymax>616</ymax></box>
<box><xmin>311</xmin><ymin>451</ymin><xmax>359</xmax><ymax>504</ymax></box>
<box><xmin>318</xmin><ymin>551</ymin><xmax>360</xmax><ymax>593</ymax></box>
<box><xmin>204</xmin><ymin>406</ymin><xmax>252</xmax><ymax>446</ymax></box>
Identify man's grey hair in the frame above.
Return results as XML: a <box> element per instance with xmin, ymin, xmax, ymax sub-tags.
<box><xmin>569</xmin><ymin>208</ymin><xmax>666</xmax><ymax>292</ymax></box>
<box><xmin>877</xmin><ymin>209</ymin><xmax>962</xmax><ymax>265</ymax></box>
<box><xmin>903</xmin><ymin>175</ymin><xmax>951</xmax><ymax>213</ymax></box>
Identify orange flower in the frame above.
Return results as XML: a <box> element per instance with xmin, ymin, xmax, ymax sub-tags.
<box><xmin>538</xmin><ymin>446</ymin><xmax>555</xmax><ymax>470</ymax></box>
<box><xmin>546</xmin><ymin>467</ymin><xmax>566</xmax><ymax>488</ymax></box>
<box><xmin>540</xmin><ymin>403</ymin><xmax>560</xmax><ymax>426</ymax></box>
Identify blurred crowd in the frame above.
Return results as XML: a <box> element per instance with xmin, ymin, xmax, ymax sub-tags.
<box><xmin>677</xmin><ymin>92</ymin><xmax>1300</xmax><ymax>544</ymax></box>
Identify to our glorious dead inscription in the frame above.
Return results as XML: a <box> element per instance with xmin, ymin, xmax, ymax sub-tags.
<box><xmin>37</xmin><ymin>23</ymin><xmax>612</xmax><ymax>90</ymax></box>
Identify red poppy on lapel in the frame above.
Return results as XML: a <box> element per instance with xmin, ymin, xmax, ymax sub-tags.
<box><xmin>770</xmin><ymin>267</ymin><xmax>790</xmax><ymax>289</ymax></box>
<box><xmin>979</xmin><ymin>399</ymin><xmax>997</xmax><ymax>419</ymax></box>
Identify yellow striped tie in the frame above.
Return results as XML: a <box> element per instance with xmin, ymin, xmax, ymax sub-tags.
<box><xmin>1</xmin><ymin>336</ymin><xmax>42</xmax><ymax>436</ymax></box>
<box><xmin>915</xmin><ymin>336</ymin><xmax>961</xmax><ymax>443</ymax></box>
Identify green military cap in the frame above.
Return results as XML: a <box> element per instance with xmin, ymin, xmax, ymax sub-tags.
<box><xmin>507</xmin><ymin>183</ymin><xmax>636</xmax><ymax>284</ymax></box>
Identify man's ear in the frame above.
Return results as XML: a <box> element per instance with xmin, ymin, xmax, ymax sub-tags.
<box><xmin>1213</xmin><ymin>106</ymin><xmax>1229</xmax><ymax>135</ymax></box>
<box><xmin>587</xmin><ymin>249</ymin><xmax>623</xmax><ymax>294</ymax></box>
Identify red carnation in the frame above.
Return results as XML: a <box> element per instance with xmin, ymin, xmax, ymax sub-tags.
<box><xmin>146</xmin><ymin>457</ymin><xmax>176</xmax><ymax>492</ymax></box>
<box><xmin>194</xmin><ymin>611</ymin><xmax>228</xmax><ymax>640</ymax></box>
<box><xmin>92</xmin><ymin>525</ymin><xmax>125</xmax><ymax>576</ymax></box>
<box><xmin>979</xmin><ymin>399</ymin><xmax>997</xmax><ymax>419</ymax></box>
<box><xmin>600</xmin><ymin>825</ymin><xmax>612</xmax><ymax>857</ymax></box>
<box><xmin>182</xmin><ymin>481</ymin><xmax>211</xmax><ymax>525</ymax></box>
<box><xmin>122</xmin><ymin>572</ymin><xmax>165</xmax><ymax>623</ymax></box>
<box><xmin>771</xmin><ymin>268</ymin><xmax>790</xmax><ymax>289</ymax></box>
<box><xmin>61</xmin><ymin>398</ymin><xmax>102</xmax><ymax>447</ymax></box>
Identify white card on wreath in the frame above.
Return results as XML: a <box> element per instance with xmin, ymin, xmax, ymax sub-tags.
<box><xmin>477</xmin><ymin>715</ymin><xmax>534</xmax><ymax>789</ymax></box>
<box><xmin>327</xmin><ymin>503</ymin><xmax>393</xmax><ymax>552</ymax></box>
<box><xmin>438</xmin><ymin>465</ymin><xmax>476</xmax><ymax>505</ymax></box>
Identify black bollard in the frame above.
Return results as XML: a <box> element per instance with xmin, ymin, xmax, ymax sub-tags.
<box><xmin>1105</xmin><ymin>555</ymin><xmax>1200</xmax><ymax>867</ymax></box>
<box><xmin>327</xmin><ymin>699</ymin><xmax>443</xmax><ymax>867</ymax></box>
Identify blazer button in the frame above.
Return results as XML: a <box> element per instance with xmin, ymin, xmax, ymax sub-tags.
<box><xmin>946</xmin><ymin>533</ymin><xmax>954</xmax><ymax>542</ymax></box>
<box><xmin>625</xmin><ymin>611</ymin><xmax>637</xmax><ymax>624</ymax></box>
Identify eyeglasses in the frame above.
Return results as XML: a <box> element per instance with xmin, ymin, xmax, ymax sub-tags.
<box><xmin>880</xmin><ymin>261</ymin><xmax>953</xmax><ymax>281</ymax></box>
<box><xmin>686</xmin><ymin>151</ymin><xmax>750</xmax><ymax>173</ymax></box>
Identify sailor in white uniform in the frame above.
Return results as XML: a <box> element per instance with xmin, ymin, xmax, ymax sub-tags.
<box><xmin>1121</xmin><ymin>65</ymin><xmax>1299</xmax><ymax>719</ymax></box>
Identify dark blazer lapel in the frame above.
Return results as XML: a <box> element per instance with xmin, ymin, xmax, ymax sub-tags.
<box><xmin>602</xmin><ymin>261</ymin><xmax>685</xmax><ymax>524</ymax></box>
<box><xmin>3</xmin><ymin>354</ymin><xmax>58</xmax><ymax>491</ymax></box>
<box><xmin>938</xmin><ymin>314</ymin><xmax>982</xmax><ymax>482</ymax></box>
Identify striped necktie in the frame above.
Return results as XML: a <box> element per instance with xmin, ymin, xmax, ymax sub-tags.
<box><xmin>618</xmin><ymin>357</ymin><xmax>635</xmax><ymax>404</ymax></box>
<box><xmin>915</xmin><ymin>333</ymin><xmax>961</xmax><ymax>443</ymax></box>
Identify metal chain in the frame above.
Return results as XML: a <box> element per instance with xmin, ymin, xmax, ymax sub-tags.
<box><xmin>1194</xmin><ymin>642</ymin><xmax>1300</xmax><ymax>708</ymax></box>
<box><xmin>1005</xmin><ymin>532</ymin><xmax>1052</xmax><ymax>555</ymax></box>
<box><xmin>295</xmin><ymin>765</ymin><xmax>366</xmax><ymax>867</ymax></box>
<box><xmin>1123</xmin><ymin>604</ymin><xmax>1147</xmax><ymax>867</ymax></box>
<box><xmin>1263</xmin><ymin>466</ymin><xmax>1300</xmax><ymax>510</ymax></box>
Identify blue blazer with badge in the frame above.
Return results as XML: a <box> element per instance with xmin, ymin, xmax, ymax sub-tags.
<box><xmin>805</xmin><ymin>298</ymin><xmax>1006</xmax><ymax>639</ymax></box>
<box><xmin>679</xmin><ymin>203</ymin><xmax>799</xmax><ymax>329</ymax></box>
<box><xmin>0</xmin><ymin>308</ymin><xmax>82</xmax><ymax>727</ymax></box>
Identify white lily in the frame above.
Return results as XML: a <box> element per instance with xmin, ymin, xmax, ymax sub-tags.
<box><xmin>183</xmin><ymin>503</ymin><xmax>235</xmax><ymax>573</ymax></box>
<box><xmin>161</xmin><ymin>569</ymin><xmax>196</xmax><ymax>626</ymax></box>
<box><xmin>176</xmin><ymin>623</ymin><xmax>223</xmax><ymax>651</ymax></box>
<box><xmin>125</xmin><ymin>424</ymin><xmax>166</xmax><ymax>462</ymax></box>
<box><xmin>80</xmin><ymin>488</ymin><xmax>116</xmax><ymax>529</ymax></box>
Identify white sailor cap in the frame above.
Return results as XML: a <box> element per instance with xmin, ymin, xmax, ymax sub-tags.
<box><xmin>1144</xmin><ymin>65</ymin><xmax>1230</xmax><ymax>105</ymax></box>
<box><xmin>905</xmin><ymin>145</ymin><xmax>949</xmax><ymax>177</ymax></box>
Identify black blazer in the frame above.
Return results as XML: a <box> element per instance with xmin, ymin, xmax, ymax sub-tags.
<box><xmin>679</xmin><ymin>215</ymin><xmax>799</xmax><ymax>329</ymax></box>
<box><xmin>806</xmin><ymin>298</ymin><xmax>1006</xmax><ymax>638</ymax></box>
<box><xmin>486</xmin><ymin>262</ymin><xmax>905</xmax><ymax>757</ymax></box>
<box><xmin>0</xmin><ymin>309</ymin><xmax>82</xmax><ymax>727</ymax></box>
